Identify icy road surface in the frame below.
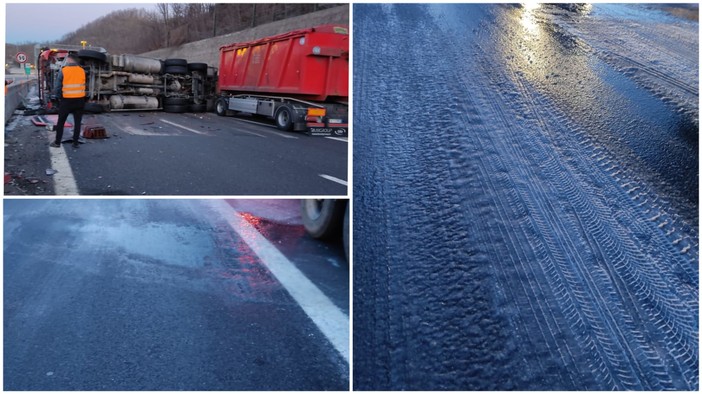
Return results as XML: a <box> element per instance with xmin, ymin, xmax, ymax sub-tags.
<box><xmin>353</xmin><ymin>4</ymin><xmax>698</xmax><ymax>391</ymax></box>
<box><xmin>5</xmin><ymin>200</ymin><xmax>349</xmax><ymax>390</ymax></box>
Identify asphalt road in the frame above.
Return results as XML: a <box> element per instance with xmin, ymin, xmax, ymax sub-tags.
<box><xmin>4</xmin><ymin>199</ymin><xmax>349</xmax><ymax>390</ymax></box>
<box><xmin>4</xmin><ymin>109</ymin><xmax>348</xmax><ymax>195</ymax></box>
<box><xmin>353</xmin><ymin>4</ymin><xmax>697</xmax><ymax>391</ymax></box>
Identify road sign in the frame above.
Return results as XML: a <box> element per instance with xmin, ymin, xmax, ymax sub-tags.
<box><xmin>15</xmin><ymin>52</ymin><xmax>28</xmax><ymax>63</ymax></box>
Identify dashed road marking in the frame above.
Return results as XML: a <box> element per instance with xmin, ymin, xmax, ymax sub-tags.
<box><xmin>46</xmin><ymin>134</ymin><xmax>79</xmax><ymax>195</ymax></box>
<box><xmin>206</xmin><ymin>200</ymin><xmax>349</xmax><ymax>363</ymax></box>
<box><xmin>319</xmin><ymin>174</ymin><xmax>348</xmax><ymax>187</ymax></box>
<box><xmin>325</xmin><ymin>137</ymin><xmax>348</xmax><ymax>143</ymax></box>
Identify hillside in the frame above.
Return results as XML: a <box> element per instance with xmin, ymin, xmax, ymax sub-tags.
<box><xmin>5</xmin><ymin>3</ymin><xmax>343</xmax><ymax>66</ymax></box>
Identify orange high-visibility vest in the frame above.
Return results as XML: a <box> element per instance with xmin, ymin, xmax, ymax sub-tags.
<box><xmin>61</xmin><ymin>65</ymin><xmax>86</xmax><ymax>98</ymax></box>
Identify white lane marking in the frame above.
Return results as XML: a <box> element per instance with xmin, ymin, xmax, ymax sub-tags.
<box><xmin>319</xmin><ymin>174</ymin><xmax>348</xmax><ymax>187</ymax></box>
<box><xmin>160</xmin><ymin>118</ymin><xmax>208</xmax><ymax>135</ymax></box>
<box><xmin>325</xmin><ymin>137</ymin><xmax>348</xmax><ymax>143</ymax></box>
<box><xmin>206</xmin><ymin>200</ymin><xmax>349</xmax><ymax>363</ymax></box>
<box><xmin>46</xmin><ymin>134</ymin><xmax>79</xmax><ymax>195</ymax></box>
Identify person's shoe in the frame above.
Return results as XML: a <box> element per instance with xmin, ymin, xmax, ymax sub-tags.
<box><xmin>72</xmin><ymin>142</ymin><xmax>80</xmax><ymax>149</ymax></box>
<box><xmin>49</xmin><ymin>142</ymin><xmax>60</xmax><ymax>148</ymax></box>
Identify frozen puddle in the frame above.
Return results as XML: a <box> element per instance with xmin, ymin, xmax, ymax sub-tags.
<box><xmin>81</xmin><ymin>221</ymin><xmax>214</xmax><ymax>268</ymax></box>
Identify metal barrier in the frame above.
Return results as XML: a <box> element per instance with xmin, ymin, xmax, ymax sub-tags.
<box><xmin>5</xmin><ymin>78</ymin><xmax>36</xmax><ymax>125</ymax></box>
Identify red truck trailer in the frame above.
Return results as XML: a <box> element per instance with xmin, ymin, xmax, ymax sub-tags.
<box><xmin>215</xmin><ymin>25</ymin><xmax>348</xmax><ymax>136</ymax></box>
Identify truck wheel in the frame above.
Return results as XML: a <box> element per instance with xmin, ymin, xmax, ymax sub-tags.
<box><xmin>164</xmin><ymin>58</ymin><xmax>187</xmax><ymax>67</ymax></box>
<box><xmin>164</xmin><ymin>65</ymin><xmax>188</xmax><ymax>75</ymax></box>
<box><xmin>188</xmin><ymin>63</ymin><xmax>208</xmax><ymax>73</ymax></box>
<box><xmin>215</xmin><ymin>98</ymin><xmax>229</xmax><ymax>116</ymax></box>
<box><xmin>78</xmin><ymin>49</ymin><xmax>107</xmax><ymax>63</ymax></box>
<box><xmin>163</xmin><ymin>97</ymin><xmax>189</xmax><ymax>106</ymax></box>
<box><xmin>275</xmin><ymin>105</ymin><xmax>293</xmax><ymax>131</ymax></box>
<box><xmin>301</xmin><ymin>199</ymin><xmax>345</xmax><ymax>240</ymax></box>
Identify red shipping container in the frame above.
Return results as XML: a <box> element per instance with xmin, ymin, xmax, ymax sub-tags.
<box><xmin>218</xmin><ymin>25</ymin><xmax>349</xmax><ymax>102</ymax></box>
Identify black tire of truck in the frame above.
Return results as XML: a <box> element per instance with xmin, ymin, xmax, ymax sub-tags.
<box><xmin>164</xmin><ymin>58</ymin><xmax>188</xmax><ymax>67</ymax></box>
<box><xmin>215</xmin><ymin>98</ymin><xmax>229</xmax><ymax>116</ymax></box>
<box><xmin>163</xmin><ymin>97</ymin><xmax>190</xmax><ymax>106</ymax></box>
<box><xmin>274</xmin><ymin>105</ymin><xmax>294</xmax><ymax>131</ymax></box>
<box><xmin>77</xmin><ymin>49</ymin><xmax>107</xmax><ymax>63</ymax></box>
<box><xmin>188</xmin><ymin>63</ymin><xmax>208</xmax><ymax>73</ymax></box>
<box><xmin>164</xmin><ymin>65</ymin><xmax>188</xmax><ymax>75</ymax></box>
<box><xmin>301</xmin><ymin>199</ymin><xmax>346</xmax><ymax>240</ymax></box>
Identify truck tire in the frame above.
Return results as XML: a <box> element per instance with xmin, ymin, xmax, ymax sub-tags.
<box><xmin>188</xmin><ymin>62</ymin><xmax>208</xmax><ymax>73</ymax></box>
<box><xmin>78</xmin><ymin>49</ymin><xmax>107</xmax><ymax>63</ymax></box>
<box><xmin>301</xmin><ymin>199</ymin><xmax>345</xmax><ymax>240</ymax></box>
<box><xmin>275</xmin><ymin>105</ymin><xmax>294</xmax><ymax>131</ymax></box>
<box><xmin>163</xmin><ymin>97</ymin><xmax>189</xmax><ymax>106</ymax></box>
<box><xmin>164</xmin><ymin>65</ymin><xmax>188</xmax><ymax>75</ymax></box>
<box><xmin>164</xmin><ymin>58</ymin><xmax>187</xmax><ymax>66</ymax></box>
<box><xmin>215</xmin><ymin>98</ymin><xmax>229</xmax><ymax>116</ymax></box>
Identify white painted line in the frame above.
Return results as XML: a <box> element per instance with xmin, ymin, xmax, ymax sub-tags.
<box><xmin>160</xmin><ymin>118</ymin><xmax>208</xmax><ymax>135</ymax></box>
<box><xmin>46</xmin><ymin>134</ymin><xmax>79</xmax><ymax>195</ymax></box>
<box><xmin>325</xmin><ymin>137</ymin><xmax>348</xmax><ymax>143</ymax></box>
<box><xmin>319</xmin><ymin>174</ymin><xmax>348</xmax><ymax>187</ymax></box>
<box><xmin>206</xmin><ymin>200</ymin><xmax>349</xmax><ymax>363</ymax></box>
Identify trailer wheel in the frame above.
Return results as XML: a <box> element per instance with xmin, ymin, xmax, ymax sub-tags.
<box><xmin>78</xmin><ymin>49</ymin><xmax>107</xmax><ymax>63</ymax></box>
<box><xmin>275</xmin><ymin>105</ymin><xmax>294</xmax><ymax>131</ymax></box>
<box><xmin>301</xmin><ymin>199</ymin><xmax>345</xmax><ymax>240</ymax></box>
<box><xmin>215</xmin><ymin>98</ymin><xmax>229</xmax><ymax>116</ymax></box>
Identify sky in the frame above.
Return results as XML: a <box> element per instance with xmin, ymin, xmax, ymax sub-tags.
<box><xmin>5</xmin><ymin>3</ymin><xmax>159</xmax><ymax>44</ymax></box>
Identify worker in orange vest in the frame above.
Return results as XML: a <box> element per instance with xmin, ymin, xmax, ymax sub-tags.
<box><xmin>50</xmin><ymin>53</ymin><xmax>86</xmax><ymax>149</ymax></box>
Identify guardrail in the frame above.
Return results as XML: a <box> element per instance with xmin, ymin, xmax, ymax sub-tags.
<box><xmin>5</xmin><ymin>78</ymin><xmax>37</xmax><ymax>125</ymax></box>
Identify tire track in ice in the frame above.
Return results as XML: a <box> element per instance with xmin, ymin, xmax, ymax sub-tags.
<box><xmin>432</xmin><ymin>3</ymin><xmax>696</xmax><ymax>387</ymax></box>
<box><xmin>480</xmin><ymin>8</ymin><xmax>697</xmax><ymax>389</ymax></box>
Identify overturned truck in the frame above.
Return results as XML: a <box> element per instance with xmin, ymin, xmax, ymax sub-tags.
<box><xmin>37</xmin><ymin>45</ymin><xmax>217</xmax><ymax>113</ymax></box>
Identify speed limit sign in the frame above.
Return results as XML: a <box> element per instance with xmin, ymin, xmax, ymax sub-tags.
<box><xmin>15</xmin><ymin>52</ymin><xmax>28</xmax><ymax>63</ymax></box>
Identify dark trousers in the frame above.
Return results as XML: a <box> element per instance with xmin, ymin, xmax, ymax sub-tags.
<box><xmin>55</xmin><ymin>98</ymin><xmax>85</xmax><ymax>144</ymax></box>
